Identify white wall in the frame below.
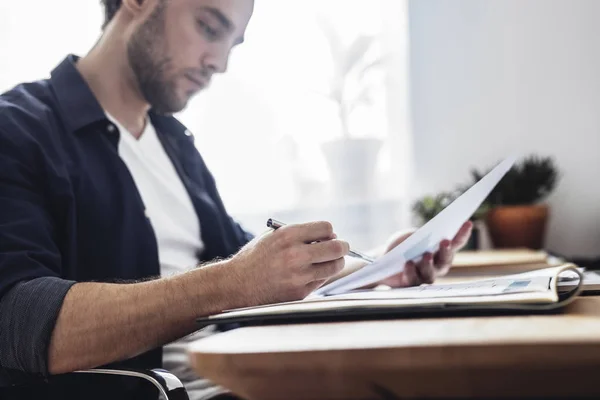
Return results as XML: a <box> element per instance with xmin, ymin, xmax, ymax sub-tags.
<box><xmin>409</xmin><ymin>0</ymin><xmax>600</xmax><ymax>257</ymax></box>
<box><xmin>0</xmin><ymin>1</ymin><xmax>102</xmax><ymax>92</ymax></box>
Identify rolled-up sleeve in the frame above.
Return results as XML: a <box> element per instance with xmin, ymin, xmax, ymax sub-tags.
<box><xmin>0</xmin><ymin>277</ymin><xmax>75</xmax><ymax>377</ymax></box>
<box><xmin>0</xmin><ymin>125</ymin><xmax>75</xmax><ymax>378</ymax></box>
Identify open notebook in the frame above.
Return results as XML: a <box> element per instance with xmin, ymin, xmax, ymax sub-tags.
<box><xmin>197</xmin><ymin>264</ymin><xmax>582</xmax><ymax>328</ymax></box>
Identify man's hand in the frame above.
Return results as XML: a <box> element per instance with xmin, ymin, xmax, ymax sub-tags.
<box><xmin>47</xmin><ymin>221</ymin><xmax>347</xmax><ymax>375</ymax></box>
<box><xmin>379</xmin><ymin>221</ymin><xmax>473</xmax><ymax>288</ymax></box>
<box><xmin>226</xmin><ymin>221</ymin><xmax>350</xmax><ymax>306</ymax></box>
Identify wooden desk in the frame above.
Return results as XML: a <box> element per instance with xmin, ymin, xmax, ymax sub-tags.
<box><xmin>189</xmin><ymin>297</ymin><xmax>600</xmax><ymax>400</ymax></box>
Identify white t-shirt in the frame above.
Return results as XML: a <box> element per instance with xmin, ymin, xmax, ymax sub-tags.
<box><xmin>109</xmin><ymin>115</ymin><xmax>223</xmax><ymax>398</ymax></box>
<box><xmin>110</xmin><ymin>114</ymin><xmax>205</xmax><ymax>276</ymax></box>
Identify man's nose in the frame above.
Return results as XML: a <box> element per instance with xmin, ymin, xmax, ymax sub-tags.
<box><xmin>203</xmin><ymin>47</ymin><xmax>230</xmax><ymax>74</ymax></box>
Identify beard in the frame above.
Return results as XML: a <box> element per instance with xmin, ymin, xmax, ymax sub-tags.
<box><xmin>126</xmin><ymin>2</ymin><xmax>185</xmax><ymax>115</ymax></box>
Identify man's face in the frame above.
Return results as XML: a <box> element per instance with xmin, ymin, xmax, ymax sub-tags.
<box><xmin>127</xmin><ymin>0</ymin><xmax>253</xmax><ymax>114</ymax></box>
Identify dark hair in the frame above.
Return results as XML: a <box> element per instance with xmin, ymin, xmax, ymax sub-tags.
<box><xmin>101</xmin><ymin>0</ymin><xmax>122</xmax><ymax>28</ymax></box>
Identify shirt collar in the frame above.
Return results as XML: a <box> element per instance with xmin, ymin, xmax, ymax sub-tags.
<box><xmin>49</xmin><ymin>55</ymin><xmax>108</xmax><ymax>135</ymax></box>
<box><xmin>49</xmin><ymin>54</ymin><xmax>187</xmax><ymax>138</ymax></box>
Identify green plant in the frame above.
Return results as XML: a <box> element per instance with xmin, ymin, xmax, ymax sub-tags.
<box><xmin>413</xmin><ymin>191</ymin><xmax>490</xmax><ymax>225</ymax></box>
<box><xmin>470</xmin><ymin>155</ymin><xmax>559</xmax><ymax>206</ymax></box>
<box><xmin>412</xmin><ymin>193</ymin><xmax>456</xmax><ymax>225</ymax></box>
<box><xmin>317</xmin><ymin>18</ymin><xmax>385</xmax><ymax>138</ymax></box>
<box><xmin>471</xmin><ymin>202</ymin><xmax>491</xmax><ymax>221</ymax></box>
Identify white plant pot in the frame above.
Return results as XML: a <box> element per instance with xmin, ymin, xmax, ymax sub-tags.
<box><xmin>322</xmin><ymin>138</ymin><xmax>383</xmax><ymax>203</ymax></box>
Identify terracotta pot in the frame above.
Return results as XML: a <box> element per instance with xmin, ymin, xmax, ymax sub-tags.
<box><xmin>485</xmin><ymin>204</ymin><xmax>549</xmax><ymax>249</ymax></box>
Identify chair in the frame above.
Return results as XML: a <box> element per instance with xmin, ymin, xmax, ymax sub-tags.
<box><xmin>74</xmin><ymin>368</ymin><xmax>190</xmax><ymax>400</ymax></box>
<box><xmin>0</xmin><ymin>367</ymin><xmax>189</xmax><ymax>400</ymax></box>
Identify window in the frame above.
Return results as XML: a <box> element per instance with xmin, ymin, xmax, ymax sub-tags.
<box><xmin>1</xmin><ymin>0</ymin><xmax>410</xmax><ymax>249</ymax></box>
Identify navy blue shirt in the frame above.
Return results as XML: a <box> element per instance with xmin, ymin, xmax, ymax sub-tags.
<box><xmin>0</xmin><ymin>55</ymin><xmax>253</xmax><ymax>396</ymax></box>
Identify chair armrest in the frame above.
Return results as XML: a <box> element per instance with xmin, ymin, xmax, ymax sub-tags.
<box><xmin>73</xmin><ymin>368</ymin><xmax>189</xmax><ymax>400</ymax></box>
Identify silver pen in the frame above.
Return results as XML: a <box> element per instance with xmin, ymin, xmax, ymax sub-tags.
<box><xmin>266</xmin><ymin>218</ymin><xmax>376</xmax><ymax>264</ymax></box>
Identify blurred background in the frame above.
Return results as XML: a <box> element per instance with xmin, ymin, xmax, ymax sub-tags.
<box><xmin>1</xmin><ymin>0</ymin><xmax>598</xmax><ymax>260</ymax></box>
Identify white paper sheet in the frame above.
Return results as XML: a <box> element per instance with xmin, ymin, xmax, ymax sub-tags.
<box><xmin>315</xmin><ymin>156</ymin><xmax>516</xmax><ymax>296</ymax></box>
<box><xmin>324</xmin><ymin>276</ymin><xmax>552</xmax><ymax>301</ymax></box>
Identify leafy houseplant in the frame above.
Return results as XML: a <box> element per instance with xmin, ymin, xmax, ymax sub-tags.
<box><xmin>412</xmin><ymin>193</ymin><xmax>456</xmax><ymax>226</ymax></box>
<box><xmin>471</xmin><ymin>155</ymin><xmax>559</xmax><ymax>249</ymax></box>
<box><xmin>317</xmin><ymin>19</ymin><xmax>386</xmax><ymax>202</ymax></box>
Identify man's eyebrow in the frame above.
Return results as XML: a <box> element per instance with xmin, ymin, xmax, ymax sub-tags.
<box><xmin>201</xmin><ymin>6</ymin><xmax>234</xmax><ymax>31</ymax></box>
<box><xmin>200</xmin><ymin>6</ymin><xmax>245</xmax><ymax>45</ymax></box>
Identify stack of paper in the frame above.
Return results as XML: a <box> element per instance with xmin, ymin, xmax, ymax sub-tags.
<box><xmin>443</xmin><ymin>249</ymin><xmax>555</xmax><ymax>280</ymax></box>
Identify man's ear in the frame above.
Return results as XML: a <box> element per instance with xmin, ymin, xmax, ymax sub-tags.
<box><xmin>120</xmin><ymin>0</ymin><xmax>153</xmax><ymax>19</ymax></box>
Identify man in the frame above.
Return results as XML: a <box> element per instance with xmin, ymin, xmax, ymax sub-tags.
<box><xmin>0</xmin><ymin>0</ymin><xmax>472</xmax><ymax>398</ymax></box>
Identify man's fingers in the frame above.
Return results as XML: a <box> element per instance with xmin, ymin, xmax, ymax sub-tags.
<box><xmin>307</xmin><ymin>239</ymin><xmax>349</xmax><ymax>264</ymax></box>
<box><xmin>452</xmin><ymin>221</ymin><xmax>473</xmax><ymax>250</ymax></box>
<box><xmin>416</xmin><ymin>253</ymin><xmax>436</xmax><ymax>284</ymax></box>
<box><xmin>401</xmin><ymin>261</ymin><xmax>420</xmax><ymax>287</ymax></box>
<box><xmin>306</xmin><ymin>279</ymin><xmax>329</xmax><ymax>293</ymax></box>
<box><xmin>280</xmin><ymin>221</ymin><xmax>336</xmax><ymax>243</ymax></box>
<box><xmin>435</xmin><ymin>240</ymin><xmax>453</xmax><ymax>269</ymax></box>
<box><xmin>310</xmin><ymin>258</ymin><xmax>346</xmax><ymax>281</ymax></box>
